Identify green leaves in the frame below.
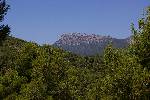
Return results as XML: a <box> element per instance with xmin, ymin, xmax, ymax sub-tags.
<box><xmin>1</xmin><ymin>5</ymin><xmax>150</xmax><ymax>100</ymax></box>
<box><xmin>0</xmin><ymin>0</ymin><xmax>10</xmax><ymax>45</ymax></box>
<box><xmin>130</xmin><ymin>6</ymin><xmax>150</xmax><ymax>70</ymax></box>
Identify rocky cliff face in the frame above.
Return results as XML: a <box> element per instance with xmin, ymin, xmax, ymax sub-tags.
<box><xmin>53</xmin><ymin>33</ymin><xmax>129</xmax><ymax>56</ymax></box>
<box><xmin>55</xmin><ymin>33</ymin><xmax>111</xmax><ymax>45</ymax></box>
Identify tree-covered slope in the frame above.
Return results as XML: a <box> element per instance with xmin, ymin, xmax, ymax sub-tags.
<box><xmin>0</xmin><ymin>36</ymin><xmax>105</xmax><ymax>99</ymax></box>
<box><xmin>0</xmin><ymin>3</ymin><xmax>150</xmax><ymax>99</ymax></box>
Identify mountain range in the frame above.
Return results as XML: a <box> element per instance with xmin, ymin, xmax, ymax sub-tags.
<box><xmin>53</xmin><ymin>33</ymin><xmax>130</xmax><ymax>56</ymax></box>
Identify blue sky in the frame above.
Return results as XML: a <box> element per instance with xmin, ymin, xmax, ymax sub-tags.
<box><xmin>4</xmin><ymin>0</ymin><xmax>150</xmax><ymax>44</ymax></box>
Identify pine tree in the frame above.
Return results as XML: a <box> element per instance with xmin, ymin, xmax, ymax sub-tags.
<box><xmin>0</xmin><ymin>0</ymin><xmax>10</xmax><ymax>45</ymax></box>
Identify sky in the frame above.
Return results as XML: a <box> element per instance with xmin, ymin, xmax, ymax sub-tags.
<box><xmin>4</xmin><ymin>0</ymin><xmax>150</xmax><ymax>44</ymax></box>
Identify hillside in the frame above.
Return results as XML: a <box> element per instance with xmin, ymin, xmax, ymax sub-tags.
<box><xmin>53</xmin><ymin>33</ymin><xmax>129</xmax><ymax>56</ymax></box>
<box><xmin>1</xmin><ymin>0</ymin><xmax>150</xmax><ymax>99</ymax></box>
<box><xmin>0</xmin><ymin>36</ymin><xmax>105</xmax><ymax>99</ymax></box>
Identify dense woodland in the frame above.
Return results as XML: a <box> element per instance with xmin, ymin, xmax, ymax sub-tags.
<box><xmin>0</xmin><ymin>1</ymin><xmax>150</xmax><ymax>100</ymax></box>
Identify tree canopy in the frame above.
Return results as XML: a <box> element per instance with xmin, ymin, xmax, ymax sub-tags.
<box><xmin>0</xmin><ymin>0</ymin><xmax>10</xmax><ymax>45</ymax></box>
<box><xmin>0</xmin><ymin>2</ymin><xmax>150</xmax><ymax>100</ymax></box>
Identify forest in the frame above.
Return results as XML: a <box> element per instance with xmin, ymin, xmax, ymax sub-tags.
<box><xmin>0</xmin><ymin>0</ymin><xmax>150</xmax><ymax>100</ymax></box>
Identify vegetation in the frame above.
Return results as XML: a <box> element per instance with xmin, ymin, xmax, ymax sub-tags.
<box><xmin>0</xmin><ymin>0</ymin><xmax>10</xmax><ymax>45</ymax></box>
<box><xmin>0</xmin><ymin>0</ymin><xmax>150</xmax><ymax>100</ymax></box>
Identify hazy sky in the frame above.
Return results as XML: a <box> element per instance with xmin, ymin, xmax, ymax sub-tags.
<box><xmin>4</xmin><ymin>0</ymin><xmax>150</xmax><ymax>44</ymax></box>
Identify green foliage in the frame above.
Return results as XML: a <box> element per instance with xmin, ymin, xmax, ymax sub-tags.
<box><xmin>103</xmin><ymin>45</ymin><xmax>149</xmax><ymax>99</ymax></box>
<box><xmin>99</xmin><ymin>7</ymin><xmax>150</xmax><ymax>99</ymax></box>
<box><xmin>1</xmin><ymin>4</ymin><xmax>150</xmax><ymax>100</ymax></box>
<box><xmin>130</xmin><ymin>7</ymin><xmax>150</xmax><ymax>70</ymax></box>
<box><xmin>0</xmin><ymin>0</ymin><xmax>10</xmax><ymax>45</ymax></box>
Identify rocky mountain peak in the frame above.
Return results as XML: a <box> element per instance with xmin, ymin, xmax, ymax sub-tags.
<box><xmin>53</xmin><ymin>33</ymin><xmax>129</xmax><ymax>56</ymax></box>
<box><xmin>56</xmin><ymin>33</ymin><xmax>112</xmax><ymax>46</ymax></box>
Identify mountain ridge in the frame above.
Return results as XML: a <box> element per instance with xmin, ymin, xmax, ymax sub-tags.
<box><xmin>53</xmin><ymin>33</ymin><xmax>129</xmax><ymax>56</ymax></box>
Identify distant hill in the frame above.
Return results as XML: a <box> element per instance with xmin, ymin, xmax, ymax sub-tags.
<box><xmin>53</xmin><ymin>33</ymin><xmax>129</xmax><ymax>56</ymax></box>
